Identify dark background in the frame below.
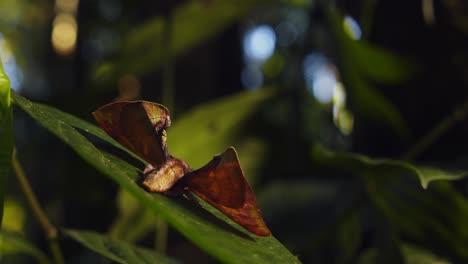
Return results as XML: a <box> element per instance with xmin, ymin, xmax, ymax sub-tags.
<box><xmin>2</xmin><ymin>0</ymin><xmax>468</xmax><ymax>263</ymax></box>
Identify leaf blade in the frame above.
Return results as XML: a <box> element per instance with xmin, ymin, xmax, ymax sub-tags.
<box><xmin>0</xmin><ymin>57</ymin><xmax>13</xmax><ymax>228</ymax></box>
<box><xmin>0</xmin><ymin>230</ymin><xmax>51</xmax><ymax>264</ymax></box>
<box><xmin>63</xmin><ymin>229</ymin><xmax>178</xmax><ymax>264</ymax></box>
<box><xmin>12</xmin><ymin>92</ymin><xmax>300</xmax><ymax>264</ymax></box>
<box><xmin>311</xmin><ymin>145</ymin><xmax>466</xmax><ymax>189</ymax></box>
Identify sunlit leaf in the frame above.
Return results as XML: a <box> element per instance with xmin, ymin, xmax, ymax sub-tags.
<box><xmin>0</xmin><ymin>230</ymin><xmax>50</xmax><ymax>264</ymax></box>
<box><xmin>0</xmin><ymin>57</ymin><xmax>13</xmax><ymax>228</ymax></box>
<box><xmin>12</xmin><ymin>92</ymin><xmax>300</xmax><ymax>264</ymax></box>
<box><xmin>63</xmin><ymin>229</ymin><xmax>178</xmax><ymax>264</ymax></box>
<box><xmin>311</xmin><ymin>145</ymin><xmax>466</xmax><ymax>189</ymax></box>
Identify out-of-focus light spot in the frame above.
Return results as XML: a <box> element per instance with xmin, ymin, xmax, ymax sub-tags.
<box><xmin>343</xmin><ymin>15</ymin><xmax>362</xmax><ymax>40</ymax></box>
<box><xmin>312</xmin><ymin>67</ymin><xmax>337</xmax><ymax>103</ymax></box>
<box><xmin>56</xmin><ymin>0</ymin><xmax>79</xmax><ymax>13</ymax></box>
<box><xmin>0</xmin><ymin>33</ymin><xmax>23</xmax><ymax>91</ymax></box>
<box><xmin>303</xmin><ymin>53</ymin><xmax>337</xmax><ymax>104</ymax></box>
<box><xmin>2</xmin><ymin>197</ymin><xmax>25</xmax><ymax>232</ymax></box>
<box><xmin>336</xmin><ymin>108</ymin><xmax>354</xmax><ymax>135</ymax></box>
<box><xmin>98</xmin><ymin>0</ymin><xmax>121</xmax><ymax>21</ymax></box>
<box><xmin>333</xmin><ymin>83</ymin><xmax>354</xmax><ymax>135</ymax></box>
<box><xmin>52</xmin><ymin>13</ymin><xmax>78</xmax><ymax>56</ymax></box>
<box><xmin>116</xmin><ymin>74</ymin><xmax>141</xmax><ymax>101</ymax></box>
<box><xmin>241</xmin><ymin>66</ymin><xmax>263</xmax><ymax>90</ymax></box>
<box><xmin>243</xmin><ymin>25</ymin><xmax>276</xmax><ymax>62</ymax></box>
<box><xmin>422</xmin><ymin>0</ymin><xmax>435</xmax><ymax>25</ymax></box>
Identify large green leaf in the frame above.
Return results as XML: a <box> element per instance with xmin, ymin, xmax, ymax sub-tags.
<box><xmin>0</xmin><ymin>230</ymin><xmax>50</xmax><ymax>264</ymax></box>
<box><xmin>0</xmin><ymin>58</ymin><xmax>13</xmax><ymax>228</ymax></box>
<box><xmin>11</xmin><ymin>92</ymin><xmax>300</xmax><ymax>264</ymax></box>
<box><xmin>311</xmin><ymin>145</ymin><xmax>466</xmax><ymax>189</ymax></box>
<box><xmin>63</xmin><ymin>229</ymin><xmax>178</xmax><ymax>264</ymax></box>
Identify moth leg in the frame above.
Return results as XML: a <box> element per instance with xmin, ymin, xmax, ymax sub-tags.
<box><xmin>184</xmin><ymin>189</ymin><xmax>200</xmax><ymax>205</ymax></box>
<box><xmin>143</xmin><ymin>164</ymin><xmax>157</xmax><ymax>176</ymax></box>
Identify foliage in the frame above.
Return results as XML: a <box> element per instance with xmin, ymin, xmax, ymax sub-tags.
<box><xmin>11</xmin><ymin>92</ymin><xmax>299</xmax><ymax>264</ymax></box>
<box><xmin>1</xmin><ymin>0</ymin><xmax>468</xmax><ymax>263</ymax></box>
<box><xmin>0</xmin><ymin>57</ymin><xmax>13</xmax><ymax>228</ymax></box>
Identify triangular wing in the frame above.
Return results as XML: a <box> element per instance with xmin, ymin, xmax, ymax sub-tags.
<box><xmin>184</xmin><ymin>147</ymin><xmax>271</xmax><ymax>236</ymax></box>
<box><xmin>92</xmin><ymin>101</ymin><xmax>170</xmax><ymax>167</ymax></box>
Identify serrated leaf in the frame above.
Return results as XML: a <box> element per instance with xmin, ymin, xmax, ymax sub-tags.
<box><xmin>63</xmin><ymin>229</ymin><xmax>178</xmax><ymax>264</ymax></box>
<box><xmin>0</xmin><ymin>57</ymin><xmax>13</xmax><ymax>228</ymax></box>
<box><xmin>0</xmin><ymin>230</ymin><xmax>51</xmax><ymax>264</ymax></box>
<box><xmin>311</xmin><ymin>145</ymin><xmax>466</xmax><ymax>189</ymax></box>
<box><xmin>12</xmin><ymin>92</ymin><xmax>300</xmax><ymax>264</ymax></box>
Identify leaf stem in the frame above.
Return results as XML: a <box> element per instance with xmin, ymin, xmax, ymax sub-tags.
<box><xmin>12</xmin><ymin>150</ymin><xmax>65</xmax><ymax>264</ymax></box>
<box><xmin>403</xmin><ymin>99</ymin><xmax>468</xmax><ymax>161</ymax></box>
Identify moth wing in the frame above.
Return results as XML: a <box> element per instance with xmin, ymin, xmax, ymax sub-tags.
<box><xmin>92</xmin><ymin>101</ymin><xmax>170</xmax><ymax>167</ymax></box>
<box><xmin>185</xmin><ymin>147</ymin><xmax>271</xmax><ymax>236</ymax></box>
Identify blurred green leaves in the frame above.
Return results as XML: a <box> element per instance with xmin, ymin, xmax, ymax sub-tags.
<box><xmin>0</xmin><ymin>230</ymin><xmax>50</xmax><ymax>264</ymax></box>
<box><xmin>329</xmin><ymin>9</ymin><xmax>418</xmax><ymax>137</ymax></box>
<box><xmin>63</xmin><ymin>229</ymin><xmax>179</xmax><ymax>264</ymax></box>
<box><xmin>96</xmin><ymin>0</ymin><xmax>310</xmax><ymax>82</ymax></box>
<box><xmin>312</xmin><ymin>145</ymin><xmax>466</xmax><ymax>189</ymax></box>
<box><xmin>12</xmin><ymin>91</ymin><xmax>299</xmax><ymax>264</ymax></box>
<box><xmin>0</xmin><ymin>58</ymin><xmax>13</xmax><ymax>228</ymax></box>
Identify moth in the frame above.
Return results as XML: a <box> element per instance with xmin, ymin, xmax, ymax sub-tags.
<box><xmin>93</xmin><ymin>101</ymin><xmax>271</xmax><ymax>236</ymax></box>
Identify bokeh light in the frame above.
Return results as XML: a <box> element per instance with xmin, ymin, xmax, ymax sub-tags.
<box><xmin>51</xmin><ymin>13</ymin><xmax>78</xmax><ymax>56</ymax></box>
<box><xmin>56</xmin><ymin>0</ymin><xmax>79</xmax><ymax>14</ymax></box>
<box><xmin>303</xmin><ymin>53</ymin><xmax>337</xmax><ymax>104</ymax></box>
<box><xmin>343</xmin><ymin>15</ymin><xmax>362</xmax><ymax>40</ymax></box>
<box><xmin>243</xmin><ymin>25</ymin><xmax>276</xmax><ymax>62</ymax></box>
<box><xmin>0</xmin><ymin>33</ymin><xmax>23</xmax><ymax>91</ymax></box>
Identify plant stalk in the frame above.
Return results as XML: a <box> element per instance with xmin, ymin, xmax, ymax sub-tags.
<box><xmin>12</xmin><ymin>151</ymin><xmax>64</xmax><ymax>264</ymax></box>
<box><xmin>403</xmin><ymin>99</ymin><xmax>468</xmax><ymax>161</ymax></box>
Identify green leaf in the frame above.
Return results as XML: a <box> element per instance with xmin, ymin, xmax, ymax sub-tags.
<box><xmin>348</xmin><ymin>40</ymin><xmax>417</xmax><ymax>83</ymax></box>
<box><xmin>0</xmin><ymin>230</ymin><xmax>51</xmax><ymax>264</ymax></box>
<box><xmin>311</xmin><ymin>145</ymin><xmax>466</xmax><ymax>189</ymax></box>
<box><xmin>0</xmin><ymin>57</ymin><xmax>13</xmax><ymax>228</ymax></box>
<box><xmin>401</xmin><ymin>243</ymin><xmax>450</xmax><ymax>264</ymax></box>
<box><xmin>328</xmin><ymin>8</ymin><xmax>416</xmax><ymax>136</ymax></box>
<box><xmin>12</xmin><ymin>92</ymin><xmax>300</xmax><ymax>264</ymax></box>
<box><xmin>63</xmin><ymin>229</ymin><xmax>178</xmax><ymax>264</ymax></box>
<box><xmin>359</xmin><ymin>244</ymin><xmax>450</xmax><ymax>264</ymax></box>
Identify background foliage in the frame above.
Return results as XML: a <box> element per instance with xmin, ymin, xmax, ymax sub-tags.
<box><xmin>1</xmin><ymin>0</ymin><xmax>468</xmax><ymax>263</ymax></box>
